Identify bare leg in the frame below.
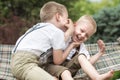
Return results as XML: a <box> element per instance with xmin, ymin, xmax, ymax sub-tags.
<box><xmin>61</xmin><ymin>70</ymin><xmax>74</xmax><ymax>80</ymax></box>
<box><xmin>78</xmin><ymin>55</ymin><xmax>114</xmax><ymax>80</ymax></box>
<box><xmin>97</xmin><ymin>70</ymin><xmax>114</xmax><ymax>80</ymax></box>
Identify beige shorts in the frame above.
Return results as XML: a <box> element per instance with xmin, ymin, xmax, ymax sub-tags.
<box><xmin>10</xmin><ymin>51</ymin><xmax>54</xmax><ymax>80</ymax></box>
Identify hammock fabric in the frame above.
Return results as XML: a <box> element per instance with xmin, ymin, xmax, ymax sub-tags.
<box><xmin>74</xmin><ymin>42</ymin><xmax>120</xmax><ymax>80</ymax></box>
<box><xmin>0</xmin><ymin>42</ymin><xmax>120</xmax><ymax>80</ymax></box>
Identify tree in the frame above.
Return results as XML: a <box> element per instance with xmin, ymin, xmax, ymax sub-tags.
<box><xmin>0</xmin><ymin>0</ymin><xmax>77</xmax><ymax>44</ymax></box>
<box><xmin>69</xmin><ymin>0</ymin><xmax>120</xmax><ymax>21</ymax></box>
<box><xmin>0</xmin><ymin>0</ymin><xmax>77</xmax><ymax>22</ymax></box>
<box><xmin>91</xmin><ymin>4</ymin><xmax>120</xmax><ymax>43</ymax></box>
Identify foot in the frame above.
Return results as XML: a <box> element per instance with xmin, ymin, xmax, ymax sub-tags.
<box><xmin>96</xmin><ymin>70</ymin><xmax>114</xmax><ymax>80</ymax></box>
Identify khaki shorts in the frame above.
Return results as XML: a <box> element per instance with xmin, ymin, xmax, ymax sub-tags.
<box><xmin>10</xmin><ymin>51</ymin><xmax>54</xmax><ymax>80</ymax></box>
<box><xmin>44</xmin><ymin>54</ymin><xmax>81</xmax><ymax>79</ymax></box>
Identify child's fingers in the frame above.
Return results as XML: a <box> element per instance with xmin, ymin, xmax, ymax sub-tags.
<box><xmin>65</xmin><ymin>19</ymin><xmax>73</xmax><ymax>26</ymax></box>
<box><xmin>97</xmin><ymin>39</ymin><xmax>105</xmax><ymax>47</ymax></box>
<box><xmin>97</xmin><ymin>39</ymin><xmax>105</xmax><ymax>53</ymax></box>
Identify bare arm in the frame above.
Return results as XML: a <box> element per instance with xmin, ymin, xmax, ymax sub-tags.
<box><xmin>53</xmin><ymin>42</ymin><xmax>75</xmax><ymax>65</ymax></box>
<box><xmin>89</xmin><ymin>39</ymin><xmax>105</xmax><ymax>64</ymax></box>
<box><xmin>53</xmin><ymin>40</ymin><xmax>81</xmax><ymax>65</ymax></box>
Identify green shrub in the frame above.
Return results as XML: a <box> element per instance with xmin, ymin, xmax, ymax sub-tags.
<box><xmin>111</xmin><ymin>71</ymin><xmax>120</xmax><ymax>80</ymax></box>
<box><xmin>90</xmin><ymin>5</ymin><xmax>120</xmax><ymax>43</ymax></box>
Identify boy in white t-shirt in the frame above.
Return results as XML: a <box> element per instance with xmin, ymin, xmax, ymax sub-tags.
<box><xmin>10</xmin><ymin>1</ymin><xmax>74</xmax><ymax>80</ymax></box>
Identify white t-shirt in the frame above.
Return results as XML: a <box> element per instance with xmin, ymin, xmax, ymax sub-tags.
<box><xmin>67</xmin><ymin>43</ymin><xmax>90</xmax><ymax>60</ymax></box>
<box><xmin>79</xmin><ymin>43</ymin><xmax>90</xmax><ymax>59</ymax></box>
<box><xmin>12</xmin><ymin>23</ymin><xmax>65</xmax><ymax>54</ymax></box>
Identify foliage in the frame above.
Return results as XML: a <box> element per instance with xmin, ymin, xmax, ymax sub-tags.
<box><xmin>69</xmin><ymin>0</ymin><xmax>95</xmax><ymax>21</ymax></box>
<box><xmin>0</xmin><ymin>0</ymin><xmax>76</xmax><ymax>23</ymax></box>
<box><xmin>0</xmin><ymin>0</ymin><xmax>120</xmax><ymax>44</ymax></box>
<box><xmin>111</xmin><ymin>71</ymin><xmax>120</xmax><ymax>80</ymax></box>
<box><xmin>0</xmin><ymin>0</ymin><xmax>77</xmax><ymax>44</ymax></box>
<box><xmin>0</xmin><ymin>15</ymin><xmax>35</xmax><ymax>44</ymax></box>
<box><xmin>70</xmin><ymin>0</ymin><xmax>120</xmax><ymax>21</ymax></box>
<box><xmin>90</xmin><ymin>4</ymin><xmax>120</xmax><ymax>43</ymax></box>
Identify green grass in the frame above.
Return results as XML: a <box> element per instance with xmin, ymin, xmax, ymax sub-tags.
<box><xmin>111</xmin><ymin>71</ymin><xmax>120</xmax><ymax>80</ymax></box>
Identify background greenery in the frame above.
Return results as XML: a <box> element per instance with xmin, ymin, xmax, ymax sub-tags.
<box><xmin>0</xmin><ymin>0</ymin><xmax>120</xmax><ymax>79</ymax></box>
<box><xmin>0</xmin><ymin>0</ymin><xmax>120</xmax><ymax>44</ymax></box>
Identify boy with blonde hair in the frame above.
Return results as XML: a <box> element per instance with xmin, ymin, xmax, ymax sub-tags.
<box><xmin>10</xmin><ymin>1</ymin><xmax>74</xmax><ymax>80</ymax></box>
<box><xmin>71</xmin><ymin>15</ymin><xmax>114</xmax><ymax>80</ymax></box>
<box><xmin>45</xmin><ymin>15</ymin><xmax>114</xmax><ymax>80</ymax></box>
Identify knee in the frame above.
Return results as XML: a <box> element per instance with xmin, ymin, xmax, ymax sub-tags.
<box><xmin>61</xmin><ymin>70</ymin><xmax>73</xmax><ymax>80</ymax></box>
<box><xmin>61</xmin><ymin>70</ymin><xmax>71</xmax><ymax>76</ymax></box>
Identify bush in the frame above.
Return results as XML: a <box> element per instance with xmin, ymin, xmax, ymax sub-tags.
<box><xmin>89</xmin><ymin>5</ymin><xmax>120</xmax><ymax>43</ymax></box>
<box><xmin>111</xmin><ymin>71</ymin><xmax>120</xmax><ymax>80</ymax></box>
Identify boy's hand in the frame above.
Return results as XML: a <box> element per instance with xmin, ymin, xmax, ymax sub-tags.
<box><xmin>64</xmin><ymin>19</ymin><xmax>74</xmax><ymax>42</ymax></box>
<box><xmin>97</xmin><ymin>39</ymin><xmax>105</xmax><ymax>55</ymax></box>
<box><xmin>65</xmin><ymin>19</ymin><xmax>74</xmax><ymax>30</ymax></box>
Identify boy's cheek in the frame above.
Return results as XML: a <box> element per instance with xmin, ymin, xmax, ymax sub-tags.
<box><xmin>84</xmin><ymin>38</ymin><xmax>88</xmax><ymax>42</ymax></box>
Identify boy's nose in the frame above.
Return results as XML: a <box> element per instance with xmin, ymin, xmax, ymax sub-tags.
<box><xmin>81</xmin><ymin>33</ymin><xmax>86</xmax><ymax>38</ymax></box>
<box><xmin>77</xmin><ymin>33</ymin><xmax>85</xmax><ymax>40</ymax></box>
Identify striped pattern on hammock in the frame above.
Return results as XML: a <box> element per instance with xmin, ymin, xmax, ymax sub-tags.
<box><xmin>75</xmin><ymin>42</ymin><xmax>120</xmax><ymax>79</ymax></box>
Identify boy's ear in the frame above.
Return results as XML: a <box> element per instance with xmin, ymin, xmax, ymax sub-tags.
<box><xmin>56</xmin><ymin>13</ymin><xmax>61</xmax><ymax>22</ymax></box>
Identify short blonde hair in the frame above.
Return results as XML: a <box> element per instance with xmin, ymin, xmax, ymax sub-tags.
<box><xmin>40</xmin><ymin>1</ymin><xmax>67</xmax><ymax>22</ymax></box>
<box><xmin>76</xmin><ymin>15</ymin><xmax>97</xmax><ymax>34</ymax></box>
